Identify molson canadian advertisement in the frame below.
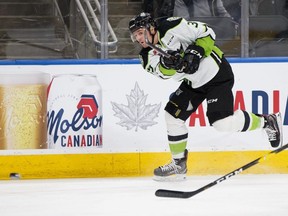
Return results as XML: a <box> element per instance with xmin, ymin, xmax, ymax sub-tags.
<box><xmin>0</xmin><ymin>60</ymin><xmax>287</xmax><ymax>154</ymax></box>
<box><xmin>47</xmin><ymin>74</ymin><xmax>103</xmax><ymax>149</ymax></box>
<box><xmin>0</xmin><ymin>73</ymin><xmax>50</xmax><ymax>150</ymax></box>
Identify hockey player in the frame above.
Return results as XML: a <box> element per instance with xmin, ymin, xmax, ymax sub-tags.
<box><xmin>128</xmin><ymin>12</ymin><xmax>283</xmax><ymax>181</ymax></box>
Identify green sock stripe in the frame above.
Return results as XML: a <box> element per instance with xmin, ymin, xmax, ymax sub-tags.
<box><xmin>250</xmin><ymin>113</ymin><xmax>262</xmax><ymax>130</ymax></box>
<box><xmin>169</xmin><ymin>141</ymin><xmax>187</xmax><ymax>155</ymax></box>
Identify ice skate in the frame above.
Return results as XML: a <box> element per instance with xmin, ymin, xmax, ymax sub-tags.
<box><xmin>263</xmin><ymin>112</ymin><xmax>283</xmax><ymax>148</ymax></box>
<box><xmin>153</xmin><ymin>149</ymin><xmax>188</xmax><ymax>181</ymax></box>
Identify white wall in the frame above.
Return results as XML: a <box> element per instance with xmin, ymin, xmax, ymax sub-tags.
<box><xmin>0</xmin><ymin>60</ymin><xmax>287</xmax><ymax>154</ymax></box>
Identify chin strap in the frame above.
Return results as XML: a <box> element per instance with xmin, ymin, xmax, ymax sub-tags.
<box><xmin>145</xmin><ymin>26</ymin><xmax>156</xmax><ymax>46</ymax></box>
<box><xmin>151</xmin><ymin>31</ymin><xmax>155</xmax><ymax>44</ymax></box>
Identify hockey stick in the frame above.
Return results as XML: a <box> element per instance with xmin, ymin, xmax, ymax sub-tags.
<box><xmin>155</xmin><ymin>142</ymin><xmax>288</xmax><ymax>199</ymax></box>
<box><xmin>144</xmin><ymin>30</ymin><xmax>186</xmax><ymax>71</ymax></box>
<box><xmin>144</xmin><ymin>30</ymin><xmax>171</xmax><ymax>58</ymax></box>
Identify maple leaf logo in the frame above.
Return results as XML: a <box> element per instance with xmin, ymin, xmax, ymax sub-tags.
<box><xmin>111</xmin><ymin>82</ymin><xmax>161</xmax><ymax>131</ymax></box>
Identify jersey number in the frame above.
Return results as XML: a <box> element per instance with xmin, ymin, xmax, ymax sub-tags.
<box><xmin>187</xmin><ymin>21</ymin><xmax>199</xmax><ymax>28</ymax></box>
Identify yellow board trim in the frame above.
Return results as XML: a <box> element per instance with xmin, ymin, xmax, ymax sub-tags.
<box><xmin>0</xmin><ymin>151</ymin><xmax>288</xmax><ymax>180</ymax></box>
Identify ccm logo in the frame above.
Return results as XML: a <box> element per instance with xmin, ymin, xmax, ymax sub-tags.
<box><xmin>207</xmin><ymin>98</ymin><xmax>218</xmax><ymax>104</ymax></box>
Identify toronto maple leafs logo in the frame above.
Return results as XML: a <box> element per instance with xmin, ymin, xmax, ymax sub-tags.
<box><xmin>111</xmin><ymin>82</ymin><xmax>161</xmax><ymax>131</ymax></box>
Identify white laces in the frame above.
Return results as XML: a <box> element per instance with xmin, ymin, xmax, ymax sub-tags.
<box><xmin>160</xmin><ymin>160</ymin><xmax>180</xmax><ymax>172</ymax></box>
<box><xmin>265</xmin><ymin>127</ymin><xmax>277</xmax><ymax>141</ymax></box>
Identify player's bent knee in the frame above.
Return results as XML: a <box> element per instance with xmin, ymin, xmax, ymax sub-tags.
<box><xmin>212</xmin><ymin>110</ymin><xmax>245</xmax><ymax>132</ymax></box>
<box><xmin>165</xmin><ymin>111</ymin><xmax>188</xmax><ymax>135</ymax></box>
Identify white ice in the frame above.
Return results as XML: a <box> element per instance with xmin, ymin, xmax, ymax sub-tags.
<box><xmin>0</xmin><ymin>174</ymin><xmax>287</xmax><ymax>216</ymax></box>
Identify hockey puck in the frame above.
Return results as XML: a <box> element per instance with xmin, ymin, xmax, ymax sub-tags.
<box><xmin>9</xmin><ymin>173</ymin><xmax>21</xmax><ymax>180</ymax></box>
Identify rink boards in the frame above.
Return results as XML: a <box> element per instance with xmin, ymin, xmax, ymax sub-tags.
<box><xmin>0</xmin><ymin>150</ymin><xmax>288</xmax><ymax>179</ymax></box>
<box><xmin>0</xmin><ymin>58</ymin><xmax>288</xmax><ymax>179</ymax></box>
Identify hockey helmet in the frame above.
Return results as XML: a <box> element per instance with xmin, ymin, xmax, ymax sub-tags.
<box><xmin>128</xmin><ymin>12</ymin><xmax>157</xmax><ymax>34</ymax></box>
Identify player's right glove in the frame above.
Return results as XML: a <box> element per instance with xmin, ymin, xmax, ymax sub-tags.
<box><xmin>160</xmin><ymin>50</ymin><xmax>183</xmax><ymax>71</ymax></box>
<box><xmin>182</xmin><ymin>45</ymin><xmax>205</xmax><ymax>74</ymax></box>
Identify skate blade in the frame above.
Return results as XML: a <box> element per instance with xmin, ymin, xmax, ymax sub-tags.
<box><xmin>153</xmin><ymin>174</ymin><xmax>187</xmax><ymax>182</ymax></box>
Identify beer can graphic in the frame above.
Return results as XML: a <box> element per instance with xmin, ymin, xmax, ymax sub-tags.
<box><xmin>0</xmin><ymin>73</ymin><xmax>50</xmax><ymax>149</ymax></box>
<box><xmin>47</xmin><ymin>74</ymin><xmax>103</xmax><ymax>149</ymax></box>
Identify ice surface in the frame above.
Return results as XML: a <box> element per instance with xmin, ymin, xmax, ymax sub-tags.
<box><xmin>0</xmin><ymin>174</ymin><xmax>287</xmax><ymax>216</ymax></box>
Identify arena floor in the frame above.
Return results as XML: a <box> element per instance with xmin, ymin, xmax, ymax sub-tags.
<box><xmin>0</xmin><ymin>174</ymin><xmax>287</xmax><ymax>216</ymax></box>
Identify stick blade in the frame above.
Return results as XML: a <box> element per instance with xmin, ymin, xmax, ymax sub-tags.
<box><xmin>155</xmin><ymin>189</ymin><xmax>195</xmax><ymax>199</ymax></box>
<box><xmin>155</xmin><ymin>143</ymin><xmax>288</xmax><ymax>199</ymax></box>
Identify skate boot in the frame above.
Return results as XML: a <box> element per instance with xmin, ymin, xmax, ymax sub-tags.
<box><xmin>263</xmin><ymin>112</ymin><xmax>283</xmax><ymax>148</ymax></box>
<box><xmin>153</xmin><ymin>149</ymin><xmax>188</xmax><ymax>181</ymax></box>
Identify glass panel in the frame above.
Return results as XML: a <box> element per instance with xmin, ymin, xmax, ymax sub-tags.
<box><xmin>126</xmin><ymin>0</ymin><xmax>242</xmax><ymax>58</ymax></box>
<box><xmin>249</xmin><ymin>0</ymin><xmax>288</xmax><ymax>57</ymax></box>
<box><xmin>1</xmin><ymin>0</ymin><xmax>288</xmax><ymax>59</ymax></box>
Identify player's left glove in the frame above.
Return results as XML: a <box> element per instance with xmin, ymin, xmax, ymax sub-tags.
<box><xmin>160</xmin><ymin>50</ymin><xmax>183</xmax><ymax>71</ymax></box>
<box><xmin>182</xmin><ymin>45</ymin><xmax>205</xmax><ymax>74</ymax></box>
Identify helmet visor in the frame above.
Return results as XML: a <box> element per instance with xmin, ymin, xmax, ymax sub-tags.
<box><xmin>128</xmin><ymin>12</ymin><xmax>155</xmax><ymax>42</ymax></box>
<box><xmin>130</xmin><ymin>27</ymin><xmax>146</xmax><ymax>42</ymax></box>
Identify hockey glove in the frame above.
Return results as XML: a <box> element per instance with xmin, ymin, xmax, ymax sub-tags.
<box><xmin>160</xmin><ymin>50</ymin><xmax>183</xmax><ymax>71</ymax></box>
<box><xmin>182</xmin><ymin>45</ymin><xmax>205</xmax><ymax>74</ymax></box>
